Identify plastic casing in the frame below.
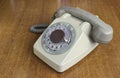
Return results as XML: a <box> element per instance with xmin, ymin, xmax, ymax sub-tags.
<box><xmin>33</xmin><ymin>13</ymin><xmax>99</xmax><ymax>72</ymax></box>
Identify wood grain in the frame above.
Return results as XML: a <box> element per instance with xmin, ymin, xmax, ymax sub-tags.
<box><xmin>0</xmin><ymin>0</ymin><xmax>120</xmax><ymax>78</ymax></box>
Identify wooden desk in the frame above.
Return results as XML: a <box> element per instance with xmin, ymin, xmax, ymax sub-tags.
<box><xmin>0</xmin><ymin>0</ymin><xmax>120</xmax><ymax>78</ymax></box>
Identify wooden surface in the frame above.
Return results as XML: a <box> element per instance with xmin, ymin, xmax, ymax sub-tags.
<box><xmin>0</xmin><ymin>0</ymin><xmax>120</xmax><ymax>78</ymax></box>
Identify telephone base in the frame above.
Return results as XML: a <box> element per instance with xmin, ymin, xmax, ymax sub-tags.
<box><xmin>33</xmin><ymin>13</ymin><xmax>99</xmax><ymax>72</ymax></box>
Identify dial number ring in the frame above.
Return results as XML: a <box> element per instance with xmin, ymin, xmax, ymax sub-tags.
<box><xmin>41</xmin><ymin>22</ymin><xmax>75</xmax><ymax>54</ymax></box>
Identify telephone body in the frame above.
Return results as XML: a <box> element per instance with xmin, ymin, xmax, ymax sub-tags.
<box><xmin>33</xmin><ymin>7</ymin><xmax>113</xmax><ymax>72</ymax></box>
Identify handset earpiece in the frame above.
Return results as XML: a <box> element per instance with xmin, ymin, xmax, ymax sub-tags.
<box><xmin>54</xmin><ymin>6</ymin><xmax>113</xmax><ymax>44</ymax></box>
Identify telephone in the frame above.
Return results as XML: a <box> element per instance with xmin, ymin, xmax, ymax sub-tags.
<box><xmin>32</xmin><ymin>6</ymin><xmax>113</xmax><ymax>72</ymax></box>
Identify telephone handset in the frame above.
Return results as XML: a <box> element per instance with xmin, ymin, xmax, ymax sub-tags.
<box><xmin>32</xmin><ymin>7</ymin><xmax>113</xmax><ymax>72</ymax></box>
<box><xmin>54</xmin><ymin>6</ymin><xmax>113</xmax><ymax>43</ymax></box>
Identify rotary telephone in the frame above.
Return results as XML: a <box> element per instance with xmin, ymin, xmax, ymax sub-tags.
<box><xmin>31</xmin><ymin>7</ymin><xmax>113</xmax><ymax>72</ymax></box>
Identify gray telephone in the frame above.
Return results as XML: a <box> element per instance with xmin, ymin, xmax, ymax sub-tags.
<box><xmin>32</xmin><ymin>6</ymin><xmax>113</xmax><ymax>72</ymax></box>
